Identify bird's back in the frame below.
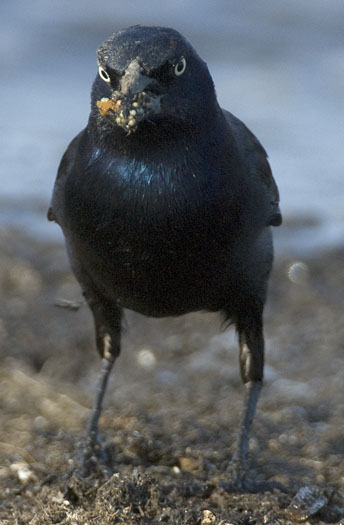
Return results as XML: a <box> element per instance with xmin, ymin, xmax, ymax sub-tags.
<box><xmin>223</xmin><ymin>110</ymin><xmax>281</xmax><ymax>227</ymax></box>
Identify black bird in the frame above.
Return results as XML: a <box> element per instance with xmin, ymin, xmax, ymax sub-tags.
<box><xmin>48</xmin><ymin>25</ymin><xmax>282</xmax><ymax>486</ymax></box>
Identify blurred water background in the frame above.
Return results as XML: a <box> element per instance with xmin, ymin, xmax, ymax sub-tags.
<box><xmin>1</xmin><ymin>0</ymin><xmax>343</xmax><ymax>254</ymax></box>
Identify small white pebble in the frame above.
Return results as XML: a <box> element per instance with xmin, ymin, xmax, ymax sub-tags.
<box><xmin>172</xmin><ymin>465</ymin><xmax>181</xmax><ymax>475</ymax></box>
<box><xmin>10</xmin><ymin>462</ymin><xmax>36</xmax><ymax>484</ymax></box>
<box><xmin>51</xmin><ymin>492</ymin><xmax>65</xmax><ymax>504</ymax></box>
<box><xmin>137</xmin><ymin>348</ymin><xmax>156</xmax><ymax>369</ymax></box>
<box><xmin>201</xmin><ymin>510</ymin><xmax>216</xmax><ymax>525</ymax></box>
<box><xmin>51</xmin><ymin>495</ymin><xmax>70</xmax><ymax>505</ymax></box>
<box><xmin>100</xmin><ymin>97</ymin><xmax>109</xmax><ymax>102</ymax></box>
<box><xmin>129</xmin><ymin>109</ymin><xmax>137</xmax><ymax>116</ymax></box>
<box><xmin>132</xmin><ymin>101</ymin><xmax>139</xmax><ymax>107</ymax></box>
<box><xmin>128</xmin><ymin>119</ymin><xmax>136</xmax><ymax>127</ymax></box>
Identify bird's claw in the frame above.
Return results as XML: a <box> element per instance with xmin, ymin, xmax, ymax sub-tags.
<box><xmin>219</xmin><ymin>457</ymin><xmax>248</xmax><ymax>492</ymax></box>
<box><xmin>71</xmin><ymin>434</ymin><xmax>113</xmax><ymax>478</ymax></box>
<box><xmin>220</xmin><ymin>458</ymin><xmax>289</xmax><ymax>494</ymax></box>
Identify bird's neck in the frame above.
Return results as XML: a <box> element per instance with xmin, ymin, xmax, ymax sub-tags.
<box><xmin>85</xmin><ymin>104</ymin><xmax>233</xmax><ymax>194</ymax></box>
<box><xmin>88</xmin><ymin>101</ymin><xmax>225</xmax><ymax>164</ymax></box>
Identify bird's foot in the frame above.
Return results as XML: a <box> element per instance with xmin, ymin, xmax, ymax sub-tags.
<box><xmin>71</xmin><ymin>432</ymin><xmax>113</xmax><ymax>478</ymax></box>
<box><xmin>220</xmin><ymin>457</ymin><xmax>289</xmax><ymax>493</ymax></box>
<box><xmin>219</xmin><ymin>457</ymin><xmax>249</xmax><ymax>492</ymax></box>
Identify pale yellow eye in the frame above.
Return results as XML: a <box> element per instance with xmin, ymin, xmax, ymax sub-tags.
<box><xmin>98</xmin><ymin>66</ymin><xmax>111</xmax><ymax>82</ymax></box>
<box><xmin>174</xmin><ymin>57</ymin><xmax>186</xmax><ymax>77</ymax></box>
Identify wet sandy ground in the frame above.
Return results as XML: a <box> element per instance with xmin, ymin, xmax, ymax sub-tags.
<box><xmin>0</xmin><ymin>225</ymin><xmax>343</xmax><ymax>523</ymax></box>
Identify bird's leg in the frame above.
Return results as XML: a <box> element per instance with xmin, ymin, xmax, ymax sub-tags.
<box><xmin>78</xmin><ymin>295</ymin><xmax>122</xmax><ymax>476</ymax></box>
<box><xmin>84</xmin><ymin>353</ymin><xmax>116</xmax><ymax>468</ymax></box>
<box><xmin>231</xmin><ymin>379</ymin><xmax>262</xmax><ymax>484</ymax></box>
<box><xmin>225</xmin><ymin>307</ymin><xmax>265</xmax><ymax>489</ymax></box>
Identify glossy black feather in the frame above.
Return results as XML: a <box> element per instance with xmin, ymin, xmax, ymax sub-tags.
<box><xmin>49</xmin><ymin>107</ymin><xmax>279</xmax><ymax>318</ymax></box>
<box><xmin>48</xmin><ymin>25</ymin><xmax>283</xmax><ymax>480</ymax></box>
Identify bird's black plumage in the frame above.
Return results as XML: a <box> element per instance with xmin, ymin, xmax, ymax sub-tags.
<box><xmin>49</xmin><ymin>25</ymin><xmax>281</xmax><ymax>485</ymax></box>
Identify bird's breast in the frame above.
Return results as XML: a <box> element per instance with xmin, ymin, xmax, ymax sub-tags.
<box><xmin>64</xmin><ymin>150</ymin><xmax>239</xmax><ymax>314</ymax></box>
<box><xmin>76</xmin><ymin>151</ymin><xmax>229</xmax><ymax>236</ymax></box>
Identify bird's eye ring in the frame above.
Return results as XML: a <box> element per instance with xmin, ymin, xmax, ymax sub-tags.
<box><xmin>174</xmin><ymin>57</ymin><xmax>186</xmax><ymax>77</ymax></box>
<box><xmin>98</xmin><ymin>66</ymin><xmax>111</xmax><ymax>82</ymax></box>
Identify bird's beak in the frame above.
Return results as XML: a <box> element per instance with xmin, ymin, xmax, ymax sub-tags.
<box><xmin>96</xmin><ymin>59</ymin><xmax>161</xmax><ymax>133</ymax></box>
<box><xmin>119</xmin><ymin>59</ymin><xmax>151</xmax><ymax>97</ymax></box>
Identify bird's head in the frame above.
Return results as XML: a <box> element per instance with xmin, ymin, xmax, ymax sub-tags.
<box><xmin>90</xmin><ymin>26</ymin><xmax>217</xmax><ymax>139</ymax></box>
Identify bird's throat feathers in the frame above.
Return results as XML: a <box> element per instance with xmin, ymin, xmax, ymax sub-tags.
<box><xmin>85</xmin><ymin>111</ymin><xmax>228</xmax><ymax>193</ymax></box>
<box><xmin>83</xmin><ymin>110</ymin><xmax>234</xmax><ymax>214</ymax></box>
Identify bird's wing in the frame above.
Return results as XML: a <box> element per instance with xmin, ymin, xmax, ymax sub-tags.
<box><xmin>223</xmin><ymin>109</ymin><xmax>282</xmax><ymax>227</ymax></box>
<box><xmin>47</xmin><ymin>130</ymin><xmax>85</xmax><ymax>225</ymax></box>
